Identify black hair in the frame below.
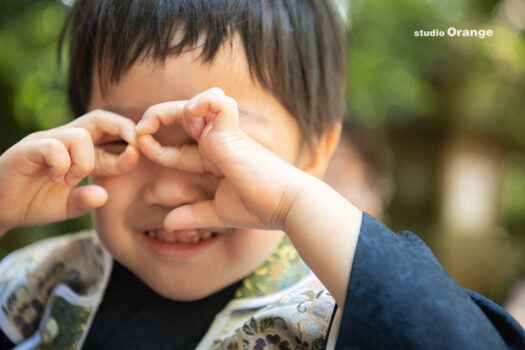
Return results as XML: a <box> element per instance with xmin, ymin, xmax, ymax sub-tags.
<box><xmin>60</xmin><ymin>0</ymin><xmax>346</xmax><ymax>141</ymax></box>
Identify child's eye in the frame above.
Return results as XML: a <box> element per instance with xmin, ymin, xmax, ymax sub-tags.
<box><xmin>99</xmin><ymin>139</ymin><xmax>128</xmax><ymax>154</ymax></box>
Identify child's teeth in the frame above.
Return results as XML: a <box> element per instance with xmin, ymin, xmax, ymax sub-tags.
<box><xmin>146</xmin><ymin>229</ymin><xmax>217</xmax><ymax>242</ymax></box>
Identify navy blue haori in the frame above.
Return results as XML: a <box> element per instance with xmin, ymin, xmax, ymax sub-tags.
<box><xmin>335</xmin><ymin>213</ymin><xmax>525</xmax><ymax>349</ymax></box>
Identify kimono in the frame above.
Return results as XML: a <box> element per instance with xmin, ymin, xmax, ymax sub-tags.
<box><xmin>0</xmin><ymin>231</ymin><xmax>337</xmax><ymax>349</ymax></box>
<box><xmin>1</xmin><ymin>213</ymin><xmax>525</xmax><ymax>349</ymax></box>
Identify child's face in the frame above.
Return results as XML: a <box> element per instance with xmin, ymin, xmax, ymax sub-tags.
<box><xmin>87</xmin><ymin>38</ymin><xmax>309</xmax><ymax>300</ymax></box>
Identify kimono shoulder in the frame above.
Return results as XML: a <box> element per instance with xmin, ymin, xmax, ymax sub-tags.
<box><xmin>204</xmin><ymin>276</ymin><xmax>336</xmax><ymax>350</ymax></box>
<box><xmin>0</xmin><ymin>232</ymin><xmax>111</xmax><ymax>347</ymax></box>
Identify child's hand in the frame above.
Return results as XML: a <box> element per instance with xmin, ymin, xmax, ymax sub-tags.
<box><xmin>0</xmin><ymin>110</ymin><xmax>139</xmax><ymax>234</ymax></box>
<box><xmin>136</xmin><ymin>89</ymin><xmax>363</xmax><ymax>308</ymax></box>
<box><xmin>136</xmin><ymin>88</ymin><xmax>302</xmax><ymax>232</ymax></box>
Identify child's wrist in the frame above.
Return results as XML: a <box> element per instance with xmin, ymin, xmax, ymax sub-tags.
<box><xmin>280</xmin><ymin>170</ymin><xmax>317</xmax><ymax>232</ymax></box>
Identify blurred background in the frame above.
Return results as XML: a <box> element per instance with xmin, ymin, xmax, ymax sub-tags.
<box><xmin>0</xmin><ymin>0</ymin><xmax>524</xmax><ymax>307</ymax></box>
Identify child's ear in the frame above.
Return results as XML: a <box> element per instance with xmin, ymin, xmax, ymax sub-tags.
<box><xmin>299</xmin><ymin>122</ymin><xmax>342</xmax><ymax>178</ymax></box>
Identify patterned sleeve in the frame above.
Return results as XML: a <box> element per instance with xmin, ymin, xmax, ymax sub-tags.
<box><xmin>334</xmin><ymin>213</ymin><xmax>525</xmax><ymax>350</ymax></box>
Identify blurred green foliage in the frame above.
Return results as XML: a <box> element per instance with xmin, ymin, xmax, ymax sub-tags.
<box><xmin>0</xmin><ymin>0</ymin><xmax>70</xmax><ymax>137</ymax></box>
<box><xmin>343</xmin><ymin>0</ymin><xmax>525</xmax><ymax>301</ymax></box>
<box><xmin>346</xmin><ymin>0</ymin><xmax>525</xmax><ymax>146</ymax></box>
<box><xmin>502</xmin><ymin>153</ymin><xmax>525</xmax><ymax>233</ymax></box>
<box><xmin>345</xmin><ymin>0</ymin><xmax>525</xmax><ymax>232</ymax></box>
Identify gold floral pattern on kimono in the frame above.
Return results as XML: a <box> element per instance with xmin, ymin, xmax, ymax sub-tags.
<box><xmin>235</xmin><ymin>236</ymin><xmax>311</xmax><ymax>299</ymax></box>
<box><xmin>0</xmin><ymin>232</ymin><xmax>106</xmax><ymax>341</ymax></box>
<box><xmin>212</xmin><ymin>278</ymin><xmax>334</xmax><ymax>350</ymax></box>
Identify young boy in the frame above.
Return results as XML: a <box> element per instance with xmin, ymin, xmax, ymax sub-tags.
<box><xmin>0</xmin><ymin>1</ymin><xmax>523</xmax><ymax>349</ymax></box>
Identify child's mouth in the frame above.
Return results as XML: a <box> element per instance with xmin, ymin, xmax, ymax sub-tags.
<box><xmin>143</xmin><ymin>229</ymin><xmax>220</xmax><ymax>243</ymax></box>
<box><xmin>139</xmin><ymin>228</ymin><xmax>224</xmax><ymax>260</ymax></box>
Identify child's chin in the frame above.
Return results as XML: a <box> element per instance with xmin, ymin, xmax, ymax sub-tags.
<box><xmin>129</xmin><ymin>267</ymin><xmax>233</xmax><ymax>301</ymax></box>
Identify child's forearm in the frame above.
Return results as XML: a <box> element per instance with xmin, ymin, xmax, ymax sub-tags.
<box><xmin>283</xmin><ymin>172</ymin><xmax>363</xmax><ymax>308</ymax></box>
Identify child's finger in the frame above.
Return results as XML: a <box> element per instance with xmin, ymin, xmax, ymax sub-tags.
<box><xmin>92</xmin><ymin>144</ymin><xmax>140</xmax><ymax>176</ymax></box>
<box><xmin>27</xmin><ymin>128</ymin><xmax>95</xmax><ymax>185</ymax></box>
<box><xmin>69</xmin><ymin>110</ymin><xmax>143</xmax><ymax>177</ymax></box>
<box><xmin>66</xmin><ymin>184</ymin><xmax>108</xmax><ymax>219</ymax></box>
<box><xmin>71</xmin><ymin>109</ymin><xmax>137</xmax><ymax>146</ymax></box>
<box><xmin>23</xmin><ymin>138</ymin><xmax>71</xmax><ymax>183</ymax></box>
<box><xmin>186</xmin><ymin>92</ymin><xmax>240</xmax><ymax>134</ymax></box>
<box><xmin>163</xmin><ymin>200</ymin><xmax>222</xmax><ymax>232</ymax></box>
<box><xmin>136</xmin><ymin>134</ymin><xmax>205</xmax><ymax>172</ymax></box>
<box><xmin>182</xmin><ymin>87</ymin><xmax>225</xmax><ymax>136</ymax></box>
<box><xmin>136</xmin><ymin>101</ymin><xmax>187</xmax><ymax>136</ymax></box>
<box><xmin>137</xmin><ymin>100</ymin><xmax>208</xmax><ymax>140</ymax></box>
<box><xmin>52</xmin><ymin>128</ymin><xmax>95</xmax><ymax>186</ymax></box>
<box><xmin>135</xmin><ymin>101</ymin><xmax>208</xmax><ymax>172</ymax></box>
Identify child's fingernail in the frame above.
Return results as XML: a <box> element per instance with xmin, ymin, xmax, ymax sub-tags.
<box><xmin>126</xmin><ymin>129</ymin><xmax>137</xmax><ymax>146</ymax></box>
<box><xmin>135</xmin><ymin>121</ymin><xmax>146</xmax><ymax>134</ymax></box>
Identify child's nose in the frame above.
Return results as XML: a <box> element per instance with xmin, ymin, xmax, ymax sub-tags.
<box><xmin>142</xmin><ymin>166</ymin><xmax>217</xmax><ymax>208</ymax></box>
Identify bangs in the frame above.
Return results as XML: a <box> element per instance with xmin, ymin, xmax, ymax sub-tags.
<box><xmin>94</xmin><ymin>1</ymin><xmax>240</xmax><ymax>84</ymax></box>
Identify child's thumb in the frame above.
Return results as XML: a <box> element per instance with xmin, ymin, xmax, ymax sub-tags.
<box><xmin>66</xmin><ymin>185</ymin><xmax>108</xmax><ymax>219</ymax></box>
